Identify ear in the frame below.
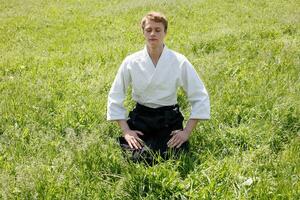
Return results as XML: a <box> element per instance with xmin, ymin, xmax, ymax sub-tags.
<box><xmin>164</xmin><ymin>28</ymin><xmax>167</xmax><ymax>34</ymax></box>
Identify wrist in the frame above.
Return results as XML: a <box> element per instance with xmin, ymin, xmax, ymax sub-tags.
<box><xmin>183</xmin><ymin>128</ymin><xmax>192</xmax><ymax>136</ymax></box>
<box><xmin>121</xmin><ymin>128</ymin><xmax>130</xmax><ymax>135</ymax></box>
<box><xmin>117</xmin><ymin>120</ymin><xmax>130</xmax><ymax>135</ymax></box>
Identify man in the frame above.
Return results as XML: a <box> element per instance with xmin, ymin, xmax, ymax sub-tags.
<box><xmin>107</xmin><ymin>11</ymin><xmax>210</xmax><ymax>164</ymax></box>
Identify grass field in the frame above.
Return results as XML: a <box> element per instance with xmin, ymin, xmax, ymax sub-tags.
<box><xmin>0</xmin><ymin>0</ymin><xmax>299</xmax><ymax>199</ymax></box>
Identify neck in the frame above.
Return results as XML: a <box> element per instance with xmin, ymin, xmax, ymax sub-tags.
<box><xmin>147</xmin><ymin>44</ymin><xmax>164</xmax><ymax>60</ymax></box>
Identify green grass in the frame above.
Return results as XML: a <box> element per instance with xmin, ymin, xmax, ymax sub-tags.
<box><xmin>0</xmin><ymin>0</ymin><xmax>299</xmax><ymax>199</ymax></box>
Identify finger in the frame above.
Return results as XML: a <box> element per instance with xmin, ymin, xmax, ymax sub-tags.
<box><xmin>128</xmin><ymin>141</ymin><xmax>133</xmax><ymax>149</ymax></box>
<box><xmin>170</xmin><ymin>130</ymin><xmax>180</xmax><ymax>136</ymax></box>
<box><xmin>135</xmin><ymin>137</ymin><xmax>144</xmax><ymax>146</ymax></box>
<box><xmin>170</xmin><ymin>134</ymin><xmax>180</xmax><ymax>145</ymax></box>
<box><xmin>170</xmin><ymin>133</ymin><xmax>179</xmax><ymax>141</ymax></box>
<box><xmin>135</xmin><ymin>130</ymin><xmax>144</xmax><ymax>135</ymax></box>
<box><xmin>133</xmin><ymin>138</ymin><xmax>143</xmax><ymax>149</ymax></box>
<box><xmin>130</xmin><ymin>138</ymin><xmax>140</xmax><ymax>149</ymax></box>
<box><xmin>175</xmin><ymin>142</ymin><xmax>183</xmax><ymax>149</ymax></box>
<box><xmin>168</xmin><ymin>137</ymin><xmax>176</xmax><ymax>147</ymax></box>
<box><xmin>129</xmin><ymin>141</ymin><xmax>137</xmax><ymax>149</ymax></box>
<box><xmin>167</xmin><ymin>136</ymin><xmax>175</xmax><ymax>146</ymax></box>
<box><xmin>170</xmin><ymin>137</ymin><xmax>181</xmax><ymax>148</ymax></box>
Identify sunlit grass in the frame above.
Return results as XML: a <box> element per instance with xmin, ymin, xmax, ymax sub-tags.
<box><xmin>0</xmin><ymin>0</ymin><xmax>299</xmax><ymax>199</ymax></box>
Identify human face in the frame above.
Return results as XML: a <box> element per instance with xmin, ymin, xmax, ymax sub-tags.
<box><xmin>143</xmin><ymin>20</ymin><xmax>166</xmax><ymax>48</ymax></box>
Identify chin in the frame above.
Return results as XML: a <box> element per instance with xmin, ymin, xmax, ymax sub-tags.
<box><xmin>147</xmin><ymin>42</ymin><xmax>162</xmax><ymax>48</ymax></box>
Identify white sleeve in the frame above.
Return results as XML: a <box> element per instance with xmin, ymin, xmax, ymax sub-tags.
<box><xmin>181</xmin><ymin>58</ymin><xmax>210</xmax><ymax>119</ymax></box>
<box><xmin>107</xmin><ymin>59</ymin><xmax>131</xmax><ymax>120</ymax></box>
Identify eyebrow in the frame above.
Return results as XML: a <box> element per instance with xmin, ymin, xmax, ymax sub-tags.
<box><xmin>145</xmin><ymin>26</ymin><xmax>162</xmax><ymax>29</ymax></box>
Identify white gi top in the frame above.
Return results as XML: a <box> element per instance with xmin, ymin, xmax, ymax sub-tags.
<box><xmin>107</xmin><ymin>45</ymin><xmax>210</xmax><ymax>120</ymax></box>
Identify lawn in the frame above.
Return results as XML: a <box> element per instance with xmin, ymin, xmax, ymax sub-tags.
<box><xmin>0</xmin><ymin>0</ymin><xmax>299</xmax><ymax>199</ymax></box>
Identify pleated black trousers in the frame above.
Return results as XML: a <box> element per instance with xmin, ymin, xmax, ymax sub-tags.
<box><xmin>118</xmin><ymin>103</ymin><xmax>189</xmax><ymax>164</ymax></box>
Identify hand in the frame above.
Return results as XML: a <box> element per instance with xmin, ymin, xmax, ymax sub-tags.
<box><xmin>123</xmin><ymin>129</ymin><xmax>144</xmax><ymax>150</ymax></box>
<box><xmin>167</xmin><ymin>129</ymin><xmax>190</xmax><ymax>148</ymax></box>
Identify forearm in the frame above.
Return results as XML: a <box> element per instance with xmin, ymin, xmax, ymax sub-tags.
<box><xmin>116</xmin><ymin>120</ymin><xmax>130</xmax><ymax>135</ymax></box>
<box><xmin>184</xmin><ymin>119</ymin><xmax>199</xmax><ymax>136</ymax></box>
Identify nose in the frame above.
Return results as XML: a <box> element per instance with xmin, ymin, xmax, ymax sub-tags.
<box><xmin>150</xmin><ymin>30</ymin><xmax>155</xmax><ymax>36</ymax></box>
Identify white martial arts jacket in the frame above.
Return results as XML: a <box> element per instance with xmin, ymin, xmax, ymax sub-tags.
<box><xmin>107</xmin><ymin>45</ymin><xmax>210</xmax><ymax>120</ymax></box>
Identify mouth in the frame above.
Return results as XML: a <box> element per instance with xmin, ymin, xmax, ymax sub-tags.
<box><xmin>149</xmin><ymin>38</ymin><xmax>158</xmax><ymax>41</ymax></box>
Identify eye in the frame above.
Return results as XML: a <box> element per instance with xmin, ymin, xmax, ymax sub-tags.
<box><xmin>155</xmin><ymin>28</ymin><xmax>161</xmax><ymax>32</ymax></box>
<box><xmin>145</xmin><ymin>28</ymin><xmax>152</xmax><ymax>33</ymax></box>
